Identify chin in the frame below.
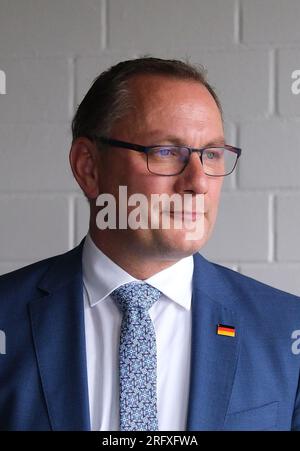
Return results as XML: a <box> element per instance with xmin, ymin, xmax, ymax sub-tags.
<box><xmin>153</xmin><ymin>228</ymin><xmax>210</xmax><ymax>259</ymax></box>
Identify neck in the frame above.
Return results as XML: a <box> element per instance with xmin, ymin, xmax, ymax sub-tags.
<box><xmin>89</xmin><ymin>228</ymin><xmax>180</xmax><ymax>280</ymax></box>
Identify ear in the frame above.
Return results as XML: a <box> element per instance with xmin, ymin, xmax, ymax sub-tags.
<box><xmin>69</xmin><ymin>137</ymin><xmax>101</xmax><ymax>199</ymax></box>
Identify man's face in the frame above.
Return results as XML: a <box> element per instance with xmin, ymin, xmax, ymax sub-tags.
<box><xmin>94</xmin><ymin>74</ymin><xmax>224</xmax><ymax>261</ymax></box>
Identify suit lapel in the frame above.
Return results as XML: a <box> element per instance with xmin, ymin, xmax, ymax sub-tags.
<box><xmin>28</xmin><ymin>241</ymin><xmax>90</xmax><ymax>431</ymax></box>
<box><xmin>186</xmin><ymin>254</ymin><xmax>241</xmax><ymax>431</ymax></box>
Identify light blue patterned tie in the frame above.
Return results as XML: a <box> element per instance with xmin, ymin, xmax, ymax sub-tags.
<box><xmin>111</xmin><ymin>281</ymin><xmax>161</xmax><ymax>431</ymax></box>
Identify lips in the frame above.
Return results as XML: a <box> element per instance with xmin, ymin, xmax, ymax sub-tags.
<box><xmin>168</xmin><ymin>211</ymin><xmax>206</xmax><ymax>220</ymax></box>
<box><xmin>168</xmin><ymin>209</ymin><xmax>207</xmax><ymax>215</ymax></box>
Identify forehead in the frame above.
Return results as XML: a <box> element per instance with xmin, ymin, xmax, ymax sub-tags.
<box><xmin>128</xmin><ymin>74</ymin><xmax>220</xmax><ymax>115</ymax></box>
<box><xmin>111</xmin><ymin>74</ymin><xmax>223</xmax><ymax>142</ymax></box>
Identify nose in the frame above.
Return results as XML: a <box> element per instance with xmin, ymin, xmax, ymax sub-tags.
<box><xmin>175</xmin><ymin>151</ymin><xmax>209</xmax><ymax>194</ymax></box>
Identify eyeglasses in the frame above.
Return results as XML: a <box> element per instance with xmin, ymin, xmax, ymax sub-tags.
<box><xmin>92</xmin><ymin>136</ymin><xmax>242</xmax><ymax>177</ymax></box>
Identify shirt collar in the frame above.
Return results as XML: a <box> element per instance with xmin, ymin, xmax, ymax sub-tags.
<box><xmin>82</xmin><ymin>233</ymin><xmax>193</xmax><ymax>311</ymax></box>
<box><xmin>145</xmin><ymin>257</ymin><xmax>193</xmax><ymax>310</ymax></box>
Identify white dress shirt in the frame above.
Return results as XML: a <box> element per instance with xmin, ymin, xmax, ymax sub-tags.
<box><xmin>82</xmin><ymin>233</ymin><xmax>193</xmax><ymax>431</ymax></box>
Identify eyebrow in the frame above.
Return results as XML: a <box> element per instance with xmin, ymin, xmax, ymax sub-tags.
<box><xmin>146</xmin><ymin>132</ymin><xmax>225</xmax><ymax>148</ymax></box>
<box><xmin>202</xmin><ymin>138</ymin><xmax>226</xmax><ymax>147</ymax></box>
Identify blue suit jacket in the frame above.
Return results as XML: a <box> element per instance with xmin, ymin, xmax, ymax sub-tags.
<box><xmin>1</xmin><ymin>239</ymin><xmax>300</xmax><ymax>431</ymax></box>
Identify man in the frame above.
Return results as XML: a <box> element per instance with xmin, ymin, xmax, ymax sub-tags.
<box><xmin>0</xmin><ymin>57</ymin><xmax>300</xmax><ymax>431</ymax></box>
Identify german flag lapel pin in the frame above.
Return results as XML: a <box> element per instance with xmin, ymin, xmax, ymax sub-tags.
<box><xmin>217</xmin><ymin>324</ymin><xmax>236</xmax><ymax>337</ymax></box>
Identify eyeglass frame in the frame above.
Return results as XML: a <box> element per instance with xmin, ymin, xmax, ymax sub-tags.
<box><xmin>90</xmin><ymin>135</ymin><xmax>242</xmax><ymax>177</ymax></box>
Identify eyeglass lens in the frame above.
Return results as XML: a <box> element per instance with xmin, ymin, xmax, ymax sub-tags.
<box><xmin>147</xmin><ymin>146</ymin><xmax>237</xmax><ymax>176</ymax></box>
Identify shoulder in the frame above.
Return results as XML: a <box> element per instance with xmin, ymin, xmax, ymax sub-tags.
<box><xmin>0</xmin><ymin>255</ymin><xmax>56</xmax><ymax>292</ymax></box>
<box><xmin>214</xmin><ymin>261</ymin><xmax>299</xmax><ymax>302</ymax></box>
<box><xmin>195</xmin><ymin>252</ymin><xmax>299</xmax><ymax>299</ymax></box>
<box><xmin>193</xmin><ymin>252</ymin><xmax>300</xmax><ymax>320</ymax></box>
<box><xmin>0</xmin><ymin>241</ymin><xmax>84</xmax><ymax>309</ymax></box>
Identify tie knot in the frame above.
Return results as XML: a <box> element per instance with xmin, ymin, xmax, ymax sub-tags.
<box><xmin>111</xmin><ymin>282</ymin><xmax>161</xmax><ymax>313</ymax></box>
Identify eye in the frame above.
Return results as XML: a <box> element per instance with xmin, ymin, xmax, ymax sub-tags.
<box><xmin>205</xmin><ymin>148</ymin><xmax>224</xmax><ymax>160</ymax></box>
<box><xmin>159</xmin><ymin>147</ymin><xmax>172</xmax><ymax>156</ymax></box>
<box><xmin>207</xmin><ymin>151</ymin><xmax>215</xmax><ymax>160</ymax></box>
<box><xmin>153</xmin><ymin>147</ymin><xmax>179</xmax><ymax>157</ymax></box>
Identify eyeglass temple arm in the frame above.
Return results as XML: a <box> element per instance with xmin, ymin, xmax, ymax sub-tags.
<box><xmin>96</xmin><ymin>136</ymin><xmax>148</xmax><ymax>154</ymax></box>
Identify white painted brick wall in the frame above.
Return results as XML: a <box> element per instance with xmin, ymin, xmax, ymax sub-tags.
<box><xmin>0</xmin><ymin>196</ymin><xmax>70</xmax><ymax>260</ymax></box>
<box><xmin>0</xmin><ymin>58</ymin><xmax>71</xmax><ymax>123</ymax></box>
<box><xmin>276</xmin><ymin>194</ymin><xmax>300</xmax><ymax>262</ymax></box>
<box><xmin>0</xmin><ymin>1</ymin><xmax>104</xmax><ymax>56</ymax></box>
<box><xmin>0</xmin><ymin>0</ymin><xmax>300</xmax><ymax>296</ymax></box>
<box><xmin>201</xmin><ymin>193</ymin><xmax>270</xmax><ymax>262</ymax></box>
<box><xmin>239</xmin><ymin>121</ymin><xmax>300</xmax><ymax>189</ymax></box>
<box><xmin>107</xmin><ymin>0</ymin><xmax>236</xmax><ymax>52</ymax></box>
<box><xmin>0</xmin><ymin>124</ymin><xmax>74</xmax><ymax>192</ymax></box>
<box><xmin>242</xmin><ymin>0</ymin><xmax>300</xmax><ymax>45</ymax></box>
